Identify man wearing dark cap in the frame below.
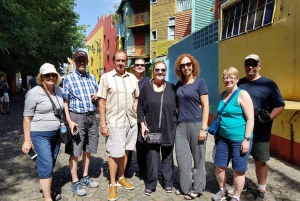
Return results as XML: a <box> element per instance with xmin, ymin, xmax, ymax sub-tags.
<box><xmin>238</xmin><ymin>54</ymin><xmax>285</xmax><ymax>201</ymax></box>
<box><xmin>63</xmin><ymin>50</ymin><xmax>100</xmax><ymax>196</ymax></box>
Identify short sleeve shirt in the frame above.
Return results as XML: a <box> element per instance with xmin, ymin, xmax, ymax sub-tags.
<box><xmin>97</xmin><ymin>69</ymin><xmax>139</xmax><ymax>128</ymax></box>
<box><xmin>63</xmin><ymin>71</ymin><xmax>98</xmax><ymax>113</ymax></box>
<box><xmin>238</xmin><ymin>76</ymin><xmax>285</xmax><ymax>142</ymax></box>
<box><xmin>176</xmin><ymin>77</ymin><xmax>208</xmax><ymax>122</ymax></box>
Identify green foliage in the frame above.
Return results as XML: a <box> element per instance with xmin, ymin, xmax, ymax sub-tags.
<box><xmin>0</xmin><ymin>0</ymin><xmax>87</xmax><ymax>75</ymax></box>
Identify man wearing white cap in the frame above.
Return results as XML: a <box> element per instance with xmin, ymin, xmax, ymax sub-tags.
<box><xmin>238</xmin><ymin>54</ymin><xmax>285</xmax><ymax>201</ymax></box>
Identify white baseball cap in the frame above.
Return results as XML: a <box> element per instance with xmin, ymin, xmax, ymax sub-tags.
<box><xmin>39</xmin><ymin>63</ymin><xmax>58</xmax><ymax>74</ymax></box>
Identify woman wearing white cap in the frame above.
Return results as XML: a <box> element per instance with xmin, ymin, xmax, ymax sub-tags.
<box><xmin>22</xmin><ymin>63</ymin><xmax>63</xmax><ymax>201</ymax></box>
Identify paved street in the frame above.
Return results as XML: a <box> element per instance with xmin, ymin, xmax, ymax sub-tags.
<box><xmin>0</xmin><ymin>94</ymin><xmax>300</xmax><ymax>201</ymax></box>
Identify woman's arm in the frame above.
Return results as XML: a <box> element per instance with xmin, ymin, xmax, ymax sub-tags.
<box><xmin>137</xmin><ymin>87</ymin><xmax>149</xmax><ymax>138</ymax></box>
<box><xmin>239</xmin><ymin>90</ymin><xmax>254</xmax><ymax>154</ymax></box>
<box><xmin>22</xmin><ymin>116</ymin><xmax>33</xmax><ymax>154</ymax></box>
<box><xmin>199</xmin><ymin>94</ymin><xmax>209</xmax><ymax>141</ymax></box>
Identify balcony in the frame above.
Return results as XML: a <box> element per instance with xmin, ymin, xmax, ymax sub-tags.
<box><xmin>127</xmin><ymin>45</ymin><xmax>148</xmax><ymax>57</ymax></box>
<box><xmin>126</xmin><ymin>12</ymin><xmax>150</xmax><ymax>28</ymax></box>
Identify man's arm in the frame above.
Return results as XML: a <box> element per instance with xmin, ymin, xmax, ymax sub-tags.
<box><xmin>270</xmin><ymin>106</ymin><xmax>285</xmax><ymax>120</ymax></box>
<box><xmin>63</xmin><ymin>99</ymin><xmax>78</xmax><ymax>135</ymax></box>
<box><xmin>99</xmin><ymin>98</ymin><xmax>109</xmax><ymax>137</ymax></box>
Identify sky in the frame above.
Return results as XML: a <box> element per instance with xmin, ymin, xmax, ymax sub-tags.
<box><xmin>74</xmin><ymin>0</ymin><xmax>121</xmax><ymax>37</ymax></box>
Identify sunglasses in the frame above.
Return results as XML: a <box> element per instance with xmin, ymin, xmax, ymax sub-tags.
<box><xmin>154</xmin><ymin>68</ymin><xmax>166</xmax><ymax>73</ymax></box>
<box><xmin>134</xmin><ymin>64</ymin><xmax>145</xmax><ymax>67</ymax></box>
<box><xmin>222</xmin><ymin>76</ymin><xmax>237</xmax><ymax>81</ymax></box>
<box><xmin>180</xmin><ymin>62</ymin><xmax>192</xmax><ymax>68</ymax></box>
<box><xmin>44</xmin><ymin>73</ymin><xmax>57</xmax><ymax>78</ymax></box>
<box><xmin>245</xmin><ymin>62</ymin><xmax>258</xmax><ymax>67</ymax></box>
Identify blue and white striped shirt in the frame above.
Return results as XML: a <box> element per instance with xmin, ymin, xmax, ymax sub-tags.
<box><xmin>63</xmin><ymin>71</ymin><xmax>98</xmax><ymax>113</ymax></box>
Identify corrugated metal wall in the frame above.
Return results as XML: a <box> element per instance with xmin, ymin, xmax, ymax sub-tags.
<box><xmin>175</xmin><ymin>10</ymin><xmax>192</xmax><ymax>39</ymax></box>
<box><xmin>192</xmin><ymin>0</ymin><xmax>215</xmax><ymax>32</ymax></box>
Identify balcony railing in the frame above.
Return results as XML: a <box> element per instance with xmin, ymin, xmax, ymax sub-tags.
<box><xmin>126</xmin><ymin>12</ymin><xmax>150</xmax><ymax>27</ymax></box>
<box><xmin>127</xmin><ymin>45</ymin><xmax>148</xmax><ymax>57</ymax></box>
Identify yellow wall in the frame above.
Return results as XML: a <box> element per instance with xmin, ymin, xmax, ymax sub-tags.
<box><xmin>150</xmin><ymin>0</ymin><xmax>176</xmax><ymax>59</ymax></box>
<box><xmin>219</xmin><ymin>0</ymin><xmax>300</xmax><ymax>101</ymax></box>
<box><xmin>87</xmin><ymin>27</ymin><xmax>104</xmax><ymax>82</ymax></box>
<box><xmin>156</xmin><ymin>39</ymin><xmax>178</xmax><ymax>57</ymax></box>
<box><xmin>219</xmin><ymin>0</ymin><xmax>300</xmax><ymax>142</ymax></box>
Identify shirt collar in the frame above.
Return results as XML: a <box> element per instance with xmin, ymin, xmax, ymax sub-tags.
<box><xmin>112</xmin><ymin>69</ymin><xmax>129</xmax><ymax>77</ymax></box>
<box><xmin>75</xmin><ymin>70</ymin><xmax>90</xmax><ymax>78</ymax></box>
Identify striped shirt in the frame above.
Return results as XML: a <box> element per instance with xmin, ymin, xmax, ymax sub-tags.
<box><xmin>98</xmin><ymin>69</ymin><xmax>139</xmax><ymax>128</ymax></box>
<box><xmin>63</xmin><ymin>71</ymin><xmax>98</xmax><ymax>113</ymax></box>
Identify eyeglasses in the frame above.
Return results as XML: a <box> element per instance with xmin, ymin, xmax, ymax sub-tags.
<box><xmin>134</xmin><ymin>64</ymin><xmax>145</xmax><ymax>67</ymax></box>
<box><xmin>116</xmin><ymin>59</ymin><xmax>126</xmax><ymax>62</ymax></box>
<box><xmin>222</xmin><ymin>76</ymin><xmax>237</xmax><ymax>81</ymax></box>
<box><xmin>180</xmin><ymin>62</ymin><xmax>192</xmax><ymax>68</ymax></box>
<box><xmin>44</xmin><ymin>73</ymin><xmax>57</xmax><ymax>78</ymax></box>
<box><xmin>154</xmin><ymin>68</ymin><xmax>166</xmax><ymax>73</ymax></box>
<box><xmin>245</xmin><ymin>62</ymin><xmax>258</xmax><ymax>67</ymax></box>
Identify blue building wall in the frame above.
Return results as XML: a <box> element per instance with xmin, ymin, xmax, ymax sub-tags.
<box><xmin>168</xmin><ymin>21</ymin><xmax>219</xmax><ymax>110</ymax></box>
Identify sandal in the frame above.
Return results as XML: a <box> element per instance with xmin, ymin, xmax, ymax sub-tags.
<box><xmin>40</xmin><ymin>190</ymin><xmax>62</xmax><ymax>201</ymax></box>
<box><xmin>175</xmin><ymin>189</ymin><xmax>183</xmax><ymax>195</ymax></box>
<box><xmin>184</xmin><ymin>192</ymin><xmax>200</xmax><ymax>200</ymax></box>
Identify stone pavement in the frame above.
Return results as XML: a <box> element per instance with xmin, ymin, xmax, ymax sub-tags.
<box><xmin>1</xmin><ymin>94</ymin><xmax>300</xmax><ymax>201</ymax></box>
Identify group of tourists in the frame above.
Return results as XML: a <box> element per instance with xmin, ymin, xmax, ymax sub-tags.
<box><xmin>21</xmin><ymin>50</ymin><xmax>284</xmax><ymax>201</ymax></box>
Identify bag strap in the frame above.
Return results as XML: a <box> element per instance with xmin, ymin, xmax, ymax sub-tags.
<box><xmin>40</xmin><ymin>85</ymin><xmax>62</xmax><ymax>120</ymax></box>
<box><xmin>218</xmin><ymin>88</ymin><xmax>240</xmax><ymax>115</ymax></box>
<box><xmin>144</xmin><ymin>81</ymin><xmax>166</xmax><ymax>132</ymax></box>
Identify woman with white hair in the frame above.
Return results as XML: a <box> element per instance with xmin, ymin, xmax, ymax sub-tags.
<box><xmin>22</xmin><ymin>63</ymin><xmax>63</xmax><ymax>201</ymax></box>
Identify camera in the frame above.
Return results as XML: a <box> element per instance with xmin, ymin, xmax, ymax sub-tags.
<box><xmin>254</xmin><ymin>108</ymin><xmax>270</xmax><ymax>122</ymax></box>
<box><xmin>54</xmin><ymin>108</ymin><xmax>62</xmax><ymax>118</ymax></box>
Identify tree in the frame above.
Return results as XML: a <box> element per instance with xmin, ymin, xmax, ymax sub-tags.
<box><xmin>0</xmin><ymin>0</ymin><xmax>87</xmax><ymax>76</ymax></box>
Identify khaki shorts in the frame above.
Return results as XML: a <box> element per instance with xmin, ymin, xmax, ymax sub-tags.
<box><xmin>1</xmin><ymin>93</ymin><xmax>9</xmax><ymax>102</ymax></box>
<box><xmin>106</xmin><ymin>118</ymin><xmax>137</xmax><ymax>158</ymax></box>
<box><xmin>251</xmin><ymin>141</ymin><xmax>270</xmax><ymax>162</ymax></box>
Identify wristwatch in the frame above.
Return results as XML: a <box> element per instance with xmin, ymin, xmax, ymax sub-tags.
<box><xmin>244</xmin><ymin>137</ymin><xmax>251</xmax><ymax>141</ymax></box>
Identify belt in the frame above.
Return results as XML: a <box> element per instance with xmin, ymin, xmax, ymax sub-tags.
<box><xmin>71</xmin><ymin>111</ymin><xmax>95</xmax><ymax>116</ymax></box>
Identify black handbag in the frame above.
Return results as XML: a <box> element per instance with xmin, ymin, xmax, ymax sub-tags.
<box><xmin>144</xmin><ymin>82</ymin><xmax>166</xmax><ymax>145</ymax></box>
<box><xmin>41</xmin><ymin>85</ymin><xmax>72</xmax><ymax>143</ymax></box>
<box><xmin>208</xmin><ymin>88</ymin><xmax>240</xmax><ymax>135</ymax></box>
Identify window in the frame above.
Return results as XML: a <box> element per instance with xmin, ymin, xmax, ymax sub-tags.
<box><xmin>221</xmin><ymin>0</ymin><xmax>275</xmax><ymax>40</ymax></box>
<box><xmin>168</xmin><ymin>17</ymin><xmax>175</xmax><ymax>40</ymax></box>
<box><xmin>151</xmin><ymin>30</ymin><xmax>157</xmax><ymax>41</ymax></box>
<box><xmin>151</xmin><ymin>0</ymin><xmax>157</xmax><ymax>3</ymax></box>
<box><xmin>177</xmin><ymin>0</ymin><xmax>192</xmax><ymax>12</ymax></box>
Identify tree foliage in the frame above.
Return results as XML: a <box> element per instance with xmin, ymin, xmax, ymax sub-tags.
<box><xmin>0</xmin><ymin>0</ymin><xmax>87</xmax><ymax>75</ymax></box>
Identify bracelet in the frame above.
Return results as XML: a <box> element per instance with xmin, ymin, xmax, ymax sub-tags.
<box><xmin>201</xmin><ymin>128</ymin><xmax>208</xmax><ymax>132</ymax></box>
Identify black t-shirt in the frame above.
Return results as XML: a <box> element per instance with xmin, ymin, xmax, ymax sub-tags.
<box><xmin>238</xmin><ymin>76</ymin><xmax>285</xmax><ymax>142</ymax></box>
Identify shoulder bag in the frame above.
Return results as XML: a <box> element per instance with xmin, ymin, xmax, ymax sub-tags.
<box><xmin>144</xmin><ymin>82</ymin><xmax>166</xmax><ymax>145</ymax></box>
<box><xmin>208</xmin><ymin>88</ymin><xmax>240</xmax><ymax>135</ymax></box>
<box><xmin>41</xmin><ymin>85</ymin><xmax>72</xmax><ymax>143</ymax></box>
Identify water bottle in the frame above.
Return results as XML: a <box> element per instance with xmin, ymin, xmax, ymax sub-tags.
<box><xmin>60</xmin><ymin>123</ymin><xmax>67</xmax><ymax>134</ymax></box>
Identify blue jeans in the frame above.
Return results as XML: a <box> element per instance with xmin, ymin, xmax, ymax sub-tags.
<box><xmin>31</xmin><ymin>131</ymin><xmax>61</xmax><ymax>179</ymax></box>
<box><xmin>214</xmin><ymin>136</ymin><xmax>253</xmax><ymax>172</ymax></box>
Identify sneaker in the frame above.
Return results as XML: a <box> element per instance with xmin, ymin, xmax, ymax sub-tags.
<box><xmin>107</xmin><ymin>185</ymin><xmax>118</xmax><ymax>201</ymax></box>
<box><xmin>212</xmin><ymin>189</ymin><xmax>228</xmax><ymax>201</ymax></box>
<box><xmin>116</xmin><ymin>177</ymin><xmax>134</xmax><ymax>190</ymax></box>
<box><xmin>80</xmin><ymin>176</ymin><xmax>99</xmax><ymax>188</ymax></box>
<box><xmin>165</xmin><ymin>186</ymin><xmax>173</xmax><ymax>193</ymax></box>
<box><xmin>6</xmin><ymin>111</ymin><xmax>10</xmax><ymax>114</ymax></box>
<box><xmin>230</xmin><ymin>198</ymin><xmax>240</xmax><ymax>201</ymax></box>
<box><xmin>144</xmin><ymin>188</ymin><xmax>152</xmax><ymax>196</ymax></box>
<box><xmin>71</xmin><ymin>181</ymin><xmax>86</xmax><ymax>196</ymax></box>
<box><xmin>228</xmin><ymin>185</ymin><xmax>247</xmax><ymax>195</ymax></box>
<box><xmin>255</xmin><ymin>189</ymin><xmax>266</xmax><ymax>201</ymax></box>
